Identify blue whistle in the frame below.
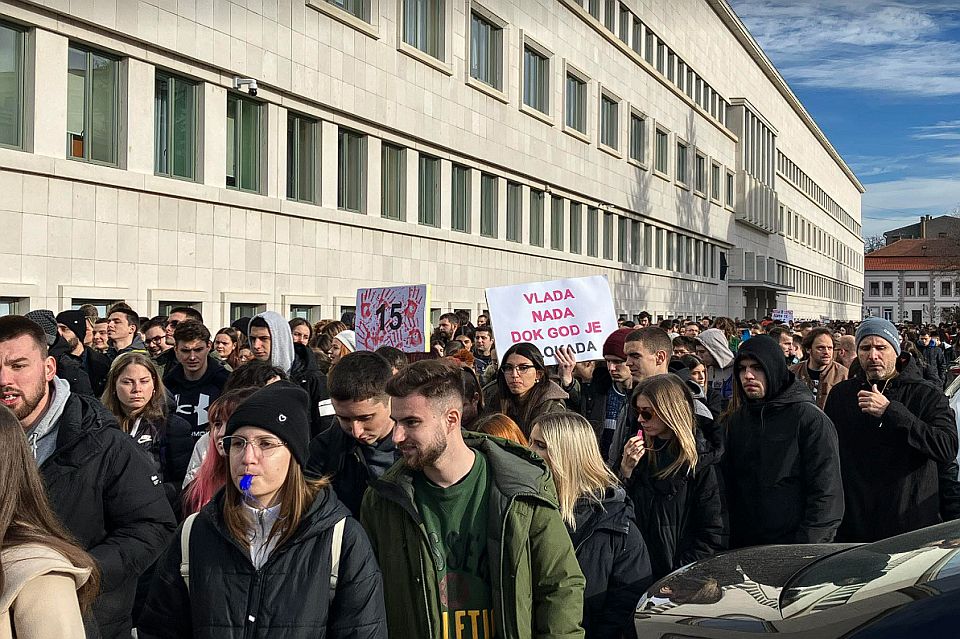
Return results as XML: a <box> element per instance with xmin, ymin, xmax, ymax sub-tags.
<box><xmin>240</xmin><ymin>474</ymin><xmax>253</xmax><ymax>493</ymax></box>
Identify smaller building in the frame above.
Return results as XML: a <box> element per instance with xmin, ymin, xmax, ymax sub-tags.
<box><xmin>864</xmin><ymin>239</ymin><xmax>960</xmax><ymax>324</ymax></box>
<box><xmin>883</xmin><ymin>215</ymin><xmax>960</xmax><ymax>245</ymax></box>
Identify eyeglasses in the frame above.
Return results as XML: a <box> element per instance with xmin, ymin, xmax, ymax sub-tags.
<box><xmin>165</xmin><ymin>319</ymin><xmax>181</xmax><ymax>329</ymax></box>
<box><xmin>145</xmin><ymin>336</ymin><xmax>165</xmax><ymax>344</ymax></box>
<box><xmin>637</xmin><ymin>407</ymin><xmax>657</xmax><ymax>422</ymax></box>
<box><xmin>502</xmin><ymin>364</ymin><xmax>536</xmax><ymax>375</ymax></box>
<box><xmin>220</xmin><ymin>435</ymin><xmax>287</xmax><ymax>457</ymax></box>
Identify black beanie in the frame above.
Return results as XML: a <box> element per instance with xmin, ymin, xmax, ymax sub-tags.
<box><xmin>225</xmin><ymin>381</ymin><xmax>311</xmax><ymax>466</ymax></box>
<box><xmin>734</xmin><ymin>335</ymin><xmax>791</xmax><ymax>400</ymax></box>
<box><xmin>56</xmin><ymin>310</ymin><xmax>88</xmax><ymax>343</ymax></box>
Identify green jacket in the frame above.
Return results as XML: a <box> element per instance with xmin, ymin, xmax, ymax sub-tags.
<box><xmin>360</xmin><ymin>432</ymin><xmax>586</xmax><ymax>639</ymax></box>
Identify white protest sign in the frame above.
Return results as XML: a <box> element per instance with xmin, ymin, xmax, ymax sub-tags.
<box><xmin>485</xmin><ymin>275</ymin><xmax>618</xmax><ymax>365</ymax></box>
<box><xmin>772</xmin><ymin>309</ymin><xmax>794</xmax><ymax>323</ymax></box>
<box><xmin>355</xmin><ymin>284</ymin><xmax>431</xmax><ymax>352</ymax></box>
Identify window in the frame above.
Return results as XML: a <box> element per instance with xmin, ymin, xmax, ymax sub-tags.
<box><xmin>599</xmin><ymin>93</ymin><xmax>618</xmax><ymax>150</ymax></box>
<box><xmin>231</xmin><ymin>303</ymin><xmax>266</xmax><ymax>321</ymax></box>
<box><xmin>618</xmin><ymin>4</ymin><xmax>631</xmax><ymax>45</ymax></box>
<box><xmin>655</xmin><ymin>128</ymin><xmax>669</xmax><ymax>174</ymax></box>
<box><xmin>470</xmin><ymin>10</ymin><xmax>502</xmax><ymax>90</ymax></box>
<box><xmin>725</xmin><ymin>169</ymin><xmax>734</xmax><ymax>206</ymax></box>
<box><xmin>0</xmin><ymin>24</ymin><xmax>24</xmax><ymax>148</ymax></box>
<box><xmin>565</xmin><ymin>72</ymin><xmax>587</xmax><ymax>134</ymax></box>
<box><xmin>943</xmin><ymin>281</ymin><xmax>952</xmax><ymax>297</ymax></box>
<box><xmin>883</xmin><ymin>281</ymin><xmax>893</xmax><ymax>296</ymax></box>
<box><xmin>338</xmin><ymin>128</ymin><xmax>366</xmax><ymax>211</ymax></box>
<box><xmin>67</xmin><ymin>45</ymin><xmax>119</xmax><ymax>165</ymax></box>
<box><xmin>418</xmin><ymin>154</ymin><xmax>440</xmax><ymax>226</ymax></box>
<box><xmin>381</xmin><ymin>143</ymin><xmax>405</xmax><ymax>220</ymax></box>
<box><xmin>587</xmin><ymin>0</ymin><xmax>600</xmax><ymax>20</ymax></box>
<box><xmin>629</xmin><ymin>113</ymin><xmax>646</xmax><ymax>164</ymax></box>
<box><xmin>644</xmin><ymin>225</ymin><xmax>654</xmax><ymax>267</ymax></box>
<box><xmin>403</xmin><ymin>0</ymin><xmax>444</xmax><ymax>59</ymax></box>
<box><xmin>286</xmin><ymin>113</ymin><xmax>317</xmax><ymax>202</ymax></box>
<box><xmin>326</xmin><ymin>0</ymin><xmax>370</xmax><ymax>21</ymax></box>
<box><xmin>451</xmin><ymin>164</ymin><xmax>470</xmax><ymax>232</ymax></box>
<box><xmin>644</xmin><ymin>30</ymin><xmax>654</xmax><ymax>65</ymax></box>
<box><xmin>694</xmin><ymin>152</ymin><xmax>706</xmax><ymax>194</ymax></box>
<box><xmin>919</xmin><ymin>281</ymin><xmax>929</xmax><ymax>296</ymax></box>
<box><xmin>529</xmin><ymin>189</ymin><xmax>545</xmax><ymax>247</ymax></box>
<box><xmin>551</xmin><ymin>197</ymin><xmax>564</xmax><ymax>250</ymax></box>
<box><xmin>569</xmin><ymin>202</ymin><xmax>582</xmax><ymax>254</ymax></box>
<box><xmin>630</xmin><ymin>220</ymin><xmax>641</xmax><ymax>264</ymax></box>
<box><xmin>587</xmin><ymin>206</ymin><xmax>599</xmax><ymax>257</ymax></box>
<box><xmin>676</xmin><ymin>140</ymin><xmax>688</xmax><ymax>185</ymax></box>
<box><xmin>506</xmin><ymin>181</ymin><xmax>521</xmax><ymax>242</ymax></box>
<box><xmin>481</xmin><ymin>173</ymin><xmax>498</xmax><ymax>238</ymax></box>
<box><xmin>226</xmin><ymin>93</ymin><xmax>262</xmax><ymax>192</ymax></box>
<box><xmin>710</xmin><ymin>161</ymin><xmax>721</xmax><ymax>201</ymax></box>
<box><xmin>618</xmin><ymin>216</ymin><xmax>628</xmax><ymax>261</ymax></box>
<box><xmin>868</xmin><ymin>282</ymin><xmax>879</xmax><ymax>297</ymax></box>
<box><xmin>155</xmin><ymin>73</ymin><xmax>197</xmax><ymax>180</ymax></box>
<box><xmin>906</xmin><ymin>281</ymin><xmax>916</xmax><ymax>296</ymax></box>
<box><xmin>523</xmin><ymin>45</ymin><xmax>549</xmax><ymax>114</ymax></box>
<box><xmin>631</xmin><ymin>20</ymin><xmax>642</xmax><ymax>56</ymax></box>
<box><xmin>603</xmin><ymin>0</ymin><xmax>616</xmax><ymax>31</ymax></box>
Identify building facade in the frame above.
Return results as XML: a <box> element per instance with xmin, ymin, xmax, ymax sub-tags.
<box><xmin>0</xmin><ymin>0</ymin><xmax>864</xmax><ymax>327</ymax></box>
<box><xmin>864</xmin><ymin>239</ymin><xmax>960</xmax><ymax>325</ymax></box>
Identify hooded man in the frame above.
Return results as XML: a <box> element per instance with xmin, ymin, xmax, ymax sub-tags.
<box><xmin>722</xmin><ymin>335</ymin><xmax>844</xmax><ymax>548</ymax></box>
<box><xmin>695</xmin><ymin>328</ymin><xmax>735</xmax><ymax>412</ymax></box>
<box><xmin>25</xmin><ymin>309</ymin><xmax>96</xmax><ymax>398</ymax></box>
<box><xmin>248</xmin><ymin>311</ymin><xmax>330</xmax><ymax>436</ymax></box>
<box><xmin>56</xmin><ymin>309</ymin><xmax>111</xmax><ymax>398</ymax></box>
<box><xmin>825</xmin><ymin>317</ymin><xmax>959</xmax><ymax>542</ymax></box>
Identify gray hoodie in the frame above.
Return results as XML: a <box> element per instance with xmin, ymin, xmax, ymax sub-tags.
<box><xmin>697</xmin><ymin>328</ymin><xmax>735</xmax><ymax>402</ymax></box>
<box><xmin>250</xmin><ymin>311</ymin><xmax>295</xmax><ymax>374</ymax></box>
<box><xmin>26</xmin><ymin>377</ymin><xmax>72</xmax><ymax>465</ymax></box>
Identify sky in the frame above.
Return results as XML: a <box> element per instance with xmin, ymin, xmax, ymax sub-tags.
<box><xmin>728</xmin><ymin>0</ymin><xmax>960</xmax><ymax>240</ymax></box>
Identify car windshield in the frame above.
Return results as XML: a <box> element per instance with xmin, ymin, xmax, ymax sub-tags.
<box><xmin>780</xmin><ymin>520</ymin><xmax>960</xmax><ymax>618</ymax></box>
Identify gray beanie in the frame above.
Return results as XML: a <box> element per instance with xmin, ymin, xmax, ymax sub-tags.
<box><xmin>855</xmin><ymin>317</ymin><xmax>901</xmax><ymax>356</ymax></box>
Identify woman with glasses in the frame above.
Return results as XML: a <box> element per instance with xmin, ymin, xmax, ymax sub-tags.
<box><xmin>482</xmin><ymin>342</ymin><xmax>569</xmax><ymax>437</ymax></box>
<box><xmin>527</xmin><ymin>411</ymin><xmax>651</xmax><ymax>638</ymax></box>
<box><xmin>619</xmin><ymin>374</ymin><xmax>726</xmax><ymax>580</ymax></box>
<box><xmin>0</xmin><ymin>405</ymin><xmax>99</xmax><ymax>638</ymax></box>
<box><xmin>102</xmin><ymin>352</ymin><xmax>194</xmax><ymax>513</ymax></box>
<box><xmin>140</xmin><ymin>381</ymin><xmax>387</xmax><ymax>638</ymax></box>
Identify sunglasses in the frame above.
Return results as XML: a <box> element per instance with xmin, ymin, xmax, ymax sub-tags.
<box><xmin>637</xmin><ymin>407</ymin><xmax>657</xmax><ymax>422</ymax></box>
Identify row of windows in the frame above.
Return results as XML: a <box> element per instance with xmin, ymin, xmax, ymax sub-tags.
<box><xmin>778</xmin><ymin>264</ymin><xmax>862</xmax><ymax>305</ymax></box>
<box><xmin>868</xmin><ymin>280</ymin><xmax>960</xmax><ymax>298</ymax></box>
<box><xmin>583</xmin><ymin>0</ymin><xmax>729</xmax><ymax>128</ymax></box>
<box><xmin>742</xmin><ymin>108</ymin><xmax>775</xmax><ymax>188</ymax></box>
<box><xmin>778</xmin><ymin>151</ymin><xmax>861</xmax><ymax>237</ymax></box>
<box><xmin>779</xmin><ymin>204</ymin><xmax>863</xmax><ymax>273</ymax></box>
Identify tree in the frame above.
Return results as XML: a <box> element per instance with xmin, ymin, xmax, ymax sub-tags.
<box><xmin>864</xmin><ymin>235</ymin><xmax>885</xmax><ymax>253</ymax></box>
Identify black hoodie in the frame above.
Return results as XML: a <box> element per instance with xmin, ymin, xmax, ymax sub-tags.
<box><xmin>723</xmin><ymin>335</ymin><xmax>844</xmax><ymax>547</ymax></box>
<box><xmin>163</xmin><ymin>356</ymin><xmax>230</xmax><ymax>441</ymax></box>
<box><xmin>825</xmin><ymin>352</ymin><xmax>959</xmax><ymax>542</ymax></box>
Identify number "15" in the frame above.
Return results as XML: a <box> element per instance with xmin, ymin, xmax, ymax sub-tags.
<box><xmin>376</xmin><ymin>303</ymin><xmax>403</xmax><ymax>331</ymax></box>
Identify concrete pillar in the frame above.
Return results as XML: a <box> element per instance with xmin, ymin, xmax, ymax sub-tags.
<box><xmin>320</xmin><ymin>121</ymin><xmax>339</xmax><ymax>209</ymax></box>
<box><xmin>367</xmin><ymin>136</ymin><xmax>382</xmax><ymax>218</ymax></box>
<box><xmin>26</xmin><ymin>29</ymin><xmax>68</xmax><ymax>158</ymax></box>
<box><xmin>122</xmin><ymin>58</ymin><xmax>154</xmax><ymax>174</ymax></box>
<box><xmin>200</xmin><ymin>83</ymin><xmax>227</xmax><ymax>189</ymax></box>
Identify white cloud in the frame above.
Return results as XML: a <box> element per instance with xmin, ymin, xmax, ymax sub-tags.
<box><xmin>913</xmin><ymin>132</ymin><xmax>960</xmax><ymax>140</ymax></box>
<box><xmin>861</xmin><ymin>177</ymin><xmax>960</xmax><ymax>236</ymax></box>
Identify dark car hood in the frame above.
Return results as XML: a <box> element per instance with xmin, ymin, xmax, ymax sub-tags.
<box><xmin>637</xmin><ymin>544</ymin><xmax>857</xmax><ymax>620</ymax></box>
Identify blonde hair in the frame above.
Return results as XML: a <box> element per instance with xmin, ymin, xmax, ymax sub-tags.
<box><xmin>530</xmin><ymin>411</ymin><xmax>620</xmax><ymax>528</ymax></box>
<box><xmin>632</xmin><ymin>375</ymin><xmax>699</xmax><ymax>479</ymax></box>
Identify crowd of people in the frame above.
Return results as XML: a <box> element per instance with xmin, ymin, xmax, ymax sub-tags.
<box><xmin>0</xmin><ymin>302</ymin><xmax>958</xmax><ymax>638</ymax></box>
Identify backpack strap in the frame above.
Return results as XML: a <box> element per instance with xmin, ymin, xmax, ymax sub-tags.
<box><xmin>180</xmin><ymin>512</ymin><xmax>200</xmax><ymax>591</ymax></box>
<box><xmin>329</xmin><ymin>517</ymin><xmax>346</xmax><ymax>594</ymax></box>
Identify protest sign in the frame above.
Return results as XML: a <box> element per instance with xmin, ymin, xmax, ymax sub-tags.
<box><xmin>485</xmin><ymin>275</ymin><xmax>618</xmax><ymax>365</ymax></box>
<box><xmin>356</xmin><ymin>284</ymin><xmax>431</xmax><ymax>352</ymax></box>
<box><xmin>772</xmin><ymin>309</ymin><xmax>794</xmax><ymax>323</ymax></box>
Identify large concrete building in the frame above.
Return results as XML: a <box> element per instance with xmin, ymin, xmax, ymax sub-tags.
<box><xmin>0</xmin><ymin>0</ymin><xmax>864</xmax><ymax>327</ymax></box>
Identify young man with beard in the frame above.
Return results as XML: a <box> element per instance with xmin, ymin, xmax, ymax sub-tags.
<box><xmin>0</xmin><ymin>316</ymin><xmax>175</xmax><ymax>638</ymax></box>
<box><xmin>825</xmin><ymin>317</ymin><xmax>959</xmax><ymax>542</ymax></box>
<box><xmin>722</xmin><ymin>335</ymin><xmax>844</xmax><ymax>548</ymax></box>
<box><xmin>473</xmin><ymin>324</ymin><xmax>496</xmax><ymax>379</ymax></box>
<box><xmin>361</xmin><ymin>359</ymin><xmax>585</xmax><ymax>639</ymax></box>
<box><xmin>305</xmin><ymin>351</ymin><xmax>400</xmax><ymax>517</ymax></box>
<box><xmin>56</xmin><ymin>309</ymin><xmax>110</xmax><ymax>397</ymax></box>
<box><xmin>163</xmin><ymin>320</ymin><xmax>229</xmax><ymax>442</ymax></box>
<box><xmin>790</xmin><ymin>327</ymin><xmax>847</xmax><ymax>410</ymax></box>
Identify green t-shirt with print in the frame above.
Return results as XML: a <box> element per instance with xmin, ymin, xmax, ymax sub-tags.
<box><xmin>414</xmin><ymin>451</ymin><xmax>495</xmax><ymax>639</ymax></box>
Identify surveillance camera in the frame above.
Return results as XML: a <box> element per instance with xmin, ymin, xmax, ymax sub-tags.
<box><xmin>234</xmin><ymin>77</ymin><xmax>258</xmax><ymax>96</ymax></box>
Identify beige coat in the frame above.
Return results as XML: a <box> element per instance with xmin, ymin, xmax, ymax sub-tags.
<box><xmin>791</xmin><ymin>359</ymin><xmax>849</xmax><ymax>410</ymax></box>
<box><xmin>0</xmin><ymin>544</ymin><xmax>91</xmax><ymax>639</ymax></box>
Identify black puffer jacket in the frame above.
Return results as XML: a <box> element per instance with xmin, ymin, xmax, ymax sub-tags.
<box><xmin>627</xmin><ymin>428</ymin><xmax>727</xmax><ymax>580</ymax></box>
<box><xmin>138</xmin><ymin>487</ymin><xmax>387</xmax><ymax>639</ymax></box>
<box><xmin>48</xmin><ymin>334</ymin><xmax>95</xmax><ymax>397</ymax></box>
<box><xmin>825</xmin><ymin>352</ymin><xmax>959</xmax><ymax>542</ymax></box>
<box><xmin>567</xmin><ymin>488</ymin><xmax>652</xmax><ymax>639</ymax></box>
<box><xmin>291</xmin><ymin>343</ymin><xmax>332</xmax><ymax>437</ymax></box>
<box><xmin>129</xmin><ymin>413</ymin><xmax>196</xmax><ymax>514</ymax></box>
<box><xmin>41</xmin><ymin>393</ymin><xmax>177</xmax><ymax>639</ymax></box>
<box><xmin>723</xmin><ymin>335</ymin><xmax>844</xmax><ymax>548</ymax></box>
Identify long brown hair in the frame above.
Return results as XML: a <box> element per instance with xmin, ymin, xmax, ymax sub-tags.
<box><xmin>222</xmin><ymin>456</ymin><xmax>330</xmax><ymax>552</ymax></box>
<box><xmin>101</xmin><ymin>352</ymin><xmax>168</xmax><ymax>433</ymax></box>
<box><xmin>495</xmin><ymin>342</ymin><xmax>555</xmax><ymax>435</ymax></box>
<box><xmin>0</xmin><ymin>406</ymin><xmax>100</xmax><ymax>610</ymax></box>
<box><xmin>632</xmin><ymin>375</ymin><xmax>699</xmax><ymax>479</ymax></box>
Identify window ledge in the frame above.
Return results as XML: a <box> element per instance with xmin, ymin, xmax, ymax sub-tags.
<box><xmin>710</xmin><ymin>196</ymin><xmax>722</xmax><ymax>206</ymax></box>
<box><xmin>693</xmin><ymin>189</ymin><xmax>707</xmax><ymax>199</ymax></box>
<box><xmin>676</xmin><ymin>180</ymin><xmax>691</xmax><ymax>191</ymax></box>
<box><xmin>653</xmin><ymin>169</ymin><xmax>671</xmax><ymax>182</ymax></box>
<box><xmin>598</xmin><ymin>143</ymin><xmax>622</xmax><ymax>160</ymax></box>
<box><xmin>466</xmin><ymin>75</ymin><xmax>509</xmax><ymax>104</ymax></box>
<box><xmin>398</xmin><ymin>41</ymin><xmax>453</xmax><ymax>75</ymax></box>
<box><xmin>627</xmin><ymin>157</ymin><xmax>648</xmax><ymax>171</ymax></box>
<box><xmin>563</xmin><ymin>126</ymin><xmax>590</xmax><ymax>144</ymax></box>
<box><xmin>307</xmin><ymin>1</ymin><xmax>380</xmax><ymax>39</ymax></box>
<box><xmin>519</xmin><ymin>102</ymin><xmax>554</xmax><ymax>126</ymax></box>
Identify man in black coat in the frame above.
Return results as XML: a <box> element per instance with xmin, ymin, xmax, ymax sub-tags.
<box><xmin>56</xmin><ymin>309</ymin><xmax>110</xmax><ymax>397</ymax></box>
<box><xmin>305</xmin><ymin>351</ymin><xmax>400</xmax><ymax>517</ymax></box>
<box><xmin>0</xmin><ymin>316</ymin><xmax>176</xmax><ymax>639</ymax></box>
<box><xmin>825</xmin><ymin>317</ymin><xmax>959</xmax><ymax>542</ymax></box>
<box><xmin>722</xmin><ymin>334</ymin><xmax>844</xmax><ymax>548</ymax></box>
